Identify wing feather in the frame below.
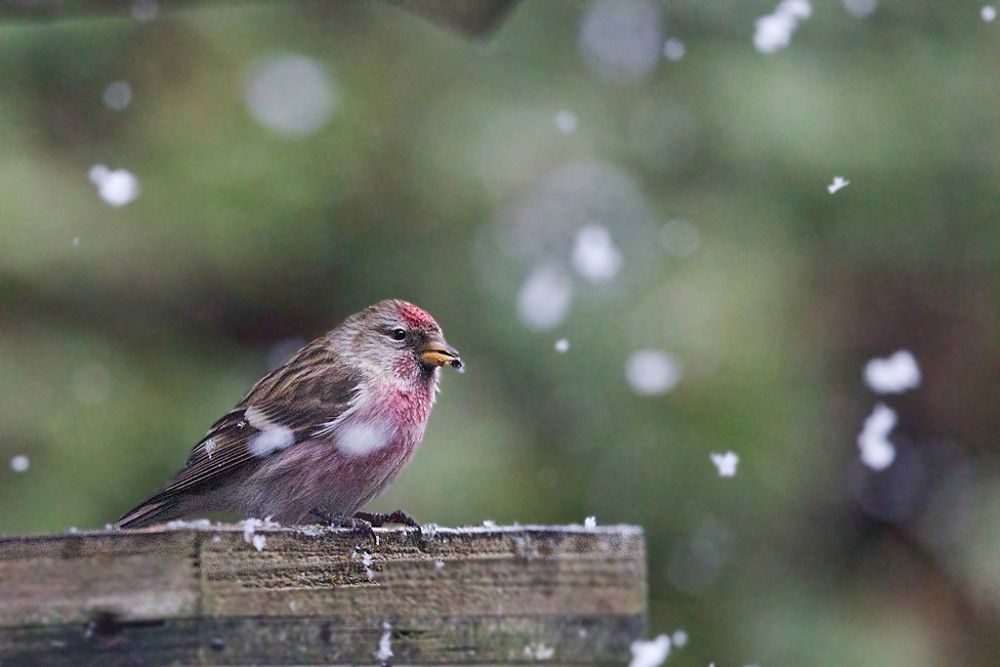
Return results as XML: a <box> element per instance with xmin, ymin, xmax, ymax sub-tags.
<box><xmin>117</xmin><ymin>337</ymin><xmax>361</xmax><ymax>527</ymax></box>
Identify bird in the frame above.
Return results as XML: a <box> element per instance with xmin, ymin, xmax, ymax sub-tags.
<box><xmin>116</xmin><ymin>299</ymin><xmax>462</xmax><ymax>529</ymax></box>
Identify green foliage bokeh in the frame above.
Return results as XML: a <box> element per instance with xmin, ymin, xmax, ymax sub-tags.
<box><xmin>0</xmin><ymin>3</ymin><xmax>997</xmax><ymax>665</ymax></box>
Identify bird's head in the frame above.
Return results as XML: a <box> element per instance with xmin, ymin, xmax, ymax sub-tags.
<box><xmin>339</xmin><ymin>300</ymin><xmax>462</xmax><ymax>385</ymax></box>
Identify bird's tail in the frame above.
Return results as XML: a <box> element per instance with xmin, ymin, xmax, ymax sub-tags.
<box><xmin>115</xmin><ymin>496</ymin><xmax>182</xmax><ymax>529</ymax></box>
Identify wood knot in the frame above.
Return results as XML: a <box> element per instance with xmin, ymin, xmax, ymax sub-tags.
<box><xmin>84</xmin><ymin>610</ymin><xmax>124</xmax><ymax>646</ymax></box>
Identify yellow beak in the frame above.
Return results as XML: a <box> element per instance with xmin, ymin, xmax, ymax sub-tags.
<box><xmin>420</xmin><ymin>342</ymin><xmax>463</xmax><ymax>370</ymax></box>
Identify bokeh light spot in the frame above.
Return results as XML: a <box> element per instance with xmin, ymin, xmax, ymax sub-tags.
<box><xmin>245</xmin><ymin>55</ymin><xmax>337</xmax><ymax>137</ymax></box>
<box><xmin>625</xmin><ymin>349</ymin><xmax>682</xmax><ymax>395</ymax></box>
<box><xmin>579</xmin><ymin>0</ymin><xmax>662</xmax><ymax>85</ymax></box>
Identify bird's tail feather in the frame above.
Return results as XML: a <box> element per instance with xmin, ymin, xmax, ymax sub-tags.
<box><xmin>115</xmin><ymin>496</ymin><xmax>182</xmax><ymax>529</ymax></box>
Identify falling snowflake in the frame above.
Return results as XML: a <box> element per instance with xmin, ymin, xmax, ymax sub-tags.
<box><xmin>629</xmin><ymin>635</ymin><xmax>670</xmax><ymax>667</ymax></box>
<box><xmin>579</xmin><ymin>0</ymin><xmax>663</xmax><ymax>85</ymax></box>
<box><xmin>10</xmin><ymin>455</ymin><xmax>29</xmax><ymax>473</ymax></box>
<box><xmin>555</xmin><ymin>338</ymin><xmax>570</xmax><ymax>353</ymax></box>
<box><xmin>245</xmin><ymin>54</ymin><xmax>337</xmax><ymax>137</ymax></box>
<box><xmin>827</xmin><ymin>176</ymin><xmax>850</xmax><ymax>194</ymax></box>
<box><xmin>626</xmin><ymin>350</ymin><xmax>682</xmax><ymax>395</ymax></box>
<box><xmin>517</xmin><ymin>264</ymin><xmax>573</xmax><ymax>330</ymax></box>
<box><xmin>102</xmin><ymin>81</ymin><xmax>132</xmax><ymax>111</ymax></box>
<box><xmin>858</xmin><ymin>403</ymin><xmax>897</xmax><ymax>470</ymax></box>
<box><xmin>584</xmin><ymin>516</ymin><xmax>597</xmax><ymax>528</ymax></box>
<box><xmin>571</xmin><ymin>224</ymin><xmax>623</xmax><ymax>283</ymax></box>
<box><xmin>754</xmin><ymin>0</ymin><xmax>812</xmax><ymax>53</ymax></box>
<box><xmin>864</xmin><ymin>349</ymin><xmax>921</xmax><ymax>394</ymax></box>
<box><xmin>982</xmin><ymin>5</ymin><xmax>997</xmax><ymax>21</ymax></box>
<box><xmin>248</xmin><ymin>423</ymin><xmax>295</xmax><ymax>457</ymax></box>
<box><xmin>711</xmin><ymin>452</ymin><xmax>739</xmax><ymax>477</ymax></box>
<box><xmin>375</xmin><ymin>622</ymin><xmax>393</xmax><ymax>664</ymax></box>
<box><xmin>89</xmin><ymin>165</ymin><xmax>140</xmax><ymax>207</ymax></box>
<box><xmin>663</xmin><ymin>38</ymin><xmax>686</xmax><ymax>61</ymax></box>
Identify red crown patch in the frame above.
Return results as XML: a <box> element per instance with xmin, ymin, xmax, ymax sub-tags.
<box><xmin>397</xmin><ymin>302</ymin><xmax>439</xmax><ymax>329</ymax></box>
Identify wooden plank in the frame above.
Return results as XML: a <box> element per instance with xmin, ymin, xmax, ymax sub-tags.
<box><xmin>0</xmin><ymin>524</ymin><xmax>646</xmax><ymax>665</ymax></box>
<box><xmin>0</xmin><ymin>531</ymin><xmax>200</xmax><ymax>627</ymax></box>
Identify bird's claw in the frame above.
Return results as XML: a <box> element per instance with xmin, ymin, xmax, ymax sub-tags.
<box><xmin>310</xmin><ymin>508</ymin><xmax>376</xmax><ymax>542</ymax></box>
<box><xmin>353</xmin><ymin>509</ymin><xmax>421</xmax><ymax>530</ymax></box>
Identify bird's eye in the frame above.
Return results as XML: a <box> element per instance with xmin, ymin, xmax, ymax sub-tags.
<box><xmin>390</xmin><ymin>328</ymin><xmax>407</xmax><ymax>341</ymax></box>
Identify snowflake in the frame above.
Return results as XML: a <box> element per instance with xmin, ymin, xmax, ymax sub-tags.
<box><xmin>9</xmin><ymin>455</ymin><xmax>29</xmax><ymax>473</ymax></box>
<box><xmin>711</xmin><ymin>452</ymin><xmax>739</xmax><ymax>477</ymax></box>
<box><xmin>88</xmin><ymin>165</ymin><xmax>140</xmax><ymax>207</ymax></box>
<box><xmin>864</xmin><ymin>349</ymin><xmax>920</xmax><ymax>394</ymax></box>
<box><xmin>375</xmin><ymin>622</ymin><xmax>393</xmax><ymax>664</ymax></box>
<box><xmin>629</xmin><ymin>635</ymin><xmax>670</xmax><ymax>667</ymax></box>
<box><xmin>827</xmin><ymin>176</ymin><xmax>850</xmax><ymax>193</ymax></box>
<box><xmin>858</xmin><ymin>403</ymin><xmax>897</xmax><ymax>470</ymax></box>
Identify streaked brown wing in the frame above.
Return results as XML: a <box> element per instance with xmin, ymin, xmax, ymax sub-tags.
<box><xmin>117</xmin><ymin>337</ymin><xmax>360</xmax><ymax>527</ymax></box>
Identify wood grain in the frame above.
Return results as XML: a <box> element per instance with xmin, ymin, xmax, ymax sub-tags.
<box><xmin>0</xmin><ymin>523</ymin><xmax>646</xmax><ymax>665</ymax></box>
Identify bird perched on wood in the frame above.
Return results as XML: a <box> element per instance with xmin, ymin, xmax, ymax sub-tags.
<box><xmin>117</xmin><ymin>300</ymin><xmax>462</xmax><ymax>529</ymax></box>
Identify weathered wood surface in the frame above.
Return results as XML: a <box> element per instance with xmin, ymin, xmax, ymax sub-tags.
<box><xmin>0</xmin><ymin>523</ymin><xmax>646</xmax><ymax>666</ymax></box>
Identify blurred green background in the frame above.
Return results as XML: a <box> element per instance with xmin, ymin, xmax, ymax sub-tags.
<box><xmin>1</xmin><ymin>1</ymin><xmax>997</xmax><ymax>664</ymax></box>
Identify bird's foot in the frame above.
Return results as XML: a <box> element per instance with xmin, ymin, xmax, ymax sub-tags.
<box><xmin>353</xmin><ymin>509</ymin><xmax>421</xmax><ymax>530</ymax></box>
<box><xmin>310</xmin><ymin>508</ymin><xmax>375</xmax><ymax>541</ymax></box>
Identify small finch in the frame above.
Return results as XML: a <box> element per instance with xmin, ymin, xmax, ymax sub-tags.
<box><xmin>116</xmin><ymin>300</ymin><xmax>462</xmax><ymax>529</ymax></box>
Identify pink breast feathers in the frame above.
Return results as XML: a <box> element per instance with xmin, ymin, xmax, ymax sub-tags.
<box><xmin>397</xmin><ymin>302</ymin><xmax>439</xmax><ymax>330</ymax></box>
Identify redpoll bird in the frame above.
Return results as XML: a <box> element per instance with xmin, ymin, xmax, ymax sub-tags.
<box><xmin>116</xmin><ymin>300</ymin><xmax>462</xmax><ymax>529</ymax></box>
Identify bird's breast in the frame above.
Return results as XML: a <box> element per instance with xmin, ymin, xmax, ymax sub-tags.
<box><xmin>386</xmin><ymin>380</ymin><xmax>437</xmax><ymax>424</ymax></box>
<box><xmin>331</xmin><ymin>382</ymin><xmax>434</xmax><ymax>458</ymax></box>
